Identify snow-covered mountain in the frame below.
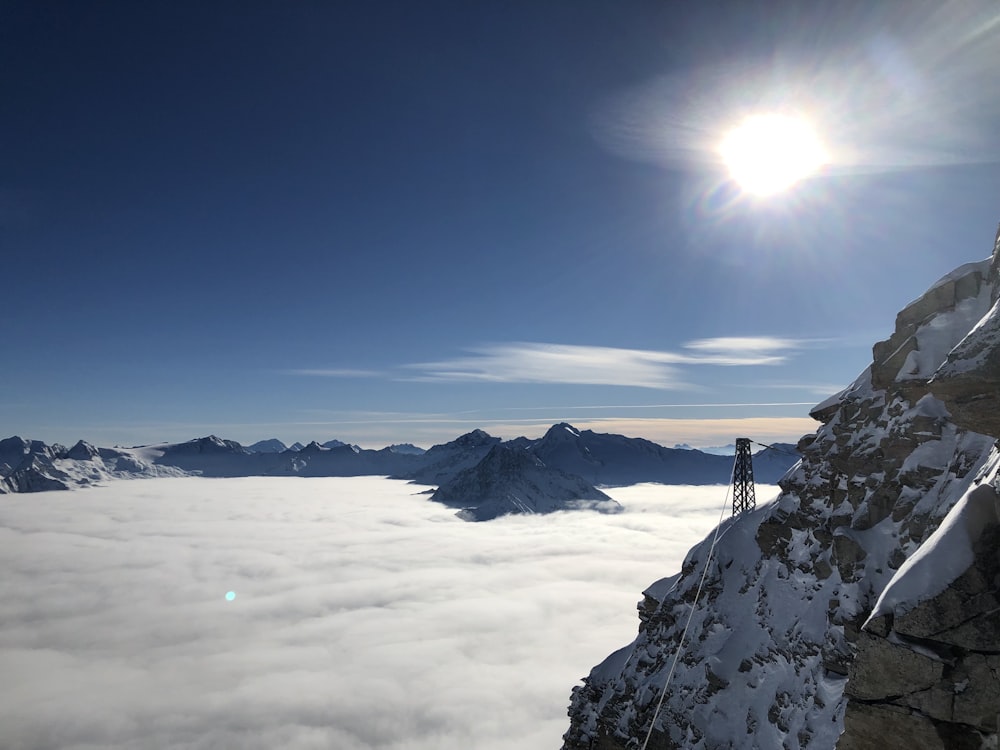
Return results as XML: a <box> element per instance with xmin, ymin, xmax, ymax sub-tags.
<box><xmin>431</xmin><ymin>444</ymin><xmax>621</xmax><ymax>521</ymax></box>
<box><xmin>0</xmin><ymin>424</ymin><xmax>799</xmax><ymax>500</ymax></box>
<box><xmin>246</xmin><ymin>438</ymin><xmax>287</xmax><ymax>453</ymax></box>
<box><xmin>387</xmin><ymin>443</ymin><xmax>426</xmax><ymax>455</ymax></box>
<box><xmin>562</xmin><ymin>238</ymin><xmax>1000</xmax><ymax>748</ymax></box>
<box><xmin>517</xmin><ymin>423</ymin><xmax>795</xmax><ymax>485</ymax></box>
<box><xmin>676</xmin><ymin>442</ymin><xmax>737</xmax><ymax>455</ymax></box>
<box><xmin>0</xmin><ymin>437</ymin><xmax>187</xmax><ymax>493</ymax></box>
<box><xmin>403</xmin><ymin>428</ymin><xmax>502</xmax><ymax>485</ymax></box>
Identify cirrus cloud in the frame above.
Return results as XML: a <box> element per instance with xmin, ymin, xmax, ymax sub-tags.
<box><xmin>401</xmin><ymin>338</ymin><xmax>810</xmax><ymax>388</ymax></box>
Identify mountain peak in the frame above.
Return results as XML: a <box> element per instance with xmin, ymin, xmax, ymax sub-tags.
<box><xmin>431</xmin><ymin>444</ymin><xmax>618</xmax><ymax>521</ymax></box>
<box><xmin>388</xmin><ymin>443</ymin><xmax>425</xmax><ymax>455</ymax></box>
<box><xmin>247</xmin><ymin>438</ymin><xmax>287</xmax><ymax>454</ymax></box>
<box><xmin>543</xmin><ymin>423</ymin><xmax>581</xmax><ymax>440</ymax></box>
<box><xmin>452</xmin><ymin>429</ymin><xmax>498</xmax><ymax>447</ymax></box>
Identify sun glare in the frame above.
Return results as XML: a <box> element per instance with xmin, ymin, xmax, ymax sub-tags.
<box><xmin>719</xmin><ymin>114</ymin><xmax>828</xmax><ymax>197</ymax></box>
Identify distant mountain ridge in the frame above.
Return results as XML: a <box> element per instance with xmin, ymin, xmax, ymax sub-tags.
<box><xmin>0</xmin><ymin>425</ymin><xmax>801</xmax><ymax>521</ymax></box>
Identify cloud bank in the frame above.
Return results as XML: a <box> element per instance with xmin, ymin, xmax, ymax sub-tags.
<box><xmin>0</xmin><ymin>477</ymin><xmax>760</xmax><ymax>750</ymax></box>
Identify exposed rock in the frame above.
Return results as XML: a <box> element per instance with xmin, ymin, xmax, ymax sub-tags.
<box><xmin>929</xmin><ymin>323</ymin><xmax>1000</xmax><ymax>436</ymax></box>
<box><xmin>66</xmin><ymin>440</ymin><xmax>100</xmax><ymax>460</ymax></box>
<box><xmin>871</xmin><ymin>257</ymin><xmax>993</xmax><ymax>397</ymax></box>
<box><xmin>837</xmin><ymin>232</ymin><xmax>1000</xmax><ymax>747</ymax></box>
<box><xmin>929</xmin><ymin>248</ymin><xmax>1000</xmax><ymax>436</ymax></box>
<box><xmin>846</xmin><ymin>631</ymin><xmax>942</xmax><ymax>701</ymax></box>
<box><xmin>839</xmin><ymin>702</ymin><xmax>975</xmax><ymax>750</ymax></box>
<box><xmin>6</xmin><ymin>455</ymin><xmax>71</xmax><ymax>492</ymax></box>
<box><xmin>841</xmin><ymin>480</ymin><xmax>1000</xmax><ymax>745</ymax></box>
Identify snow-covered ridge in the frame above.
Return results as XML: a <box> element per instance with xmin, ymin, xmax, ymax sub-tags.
<box><xmin>873</xmin><ymin>256</ymin><xmax>993</xmax><ymax>386</ymax></box>
<box><xmin>867</xmin><ymin>453</ymin><xmax>1000</xmax><ymax>624</ymax></box>
<box><xmin>563</xmin><ymin>236</ymin><xmax>1000</xmax><ymax>748</ymax></box>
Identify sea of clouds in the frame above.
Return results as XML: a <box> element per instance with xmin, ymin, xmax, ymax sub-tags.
<box><xmin>0</xmin><ymin>476</ymin><xmax>776</xmax><ymax>750</ymax></box>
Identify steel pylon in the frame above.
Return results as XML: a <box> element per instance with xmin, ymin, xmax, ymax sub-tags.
<box><xmin>732</xmin><ymin>438</ymin><xmax>756</xmax><ymax>515</ymax></box>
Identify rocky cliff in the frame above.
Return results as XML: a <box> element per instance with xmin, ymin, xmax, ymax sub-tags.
<box><xmin>838</xmin><ymin>233</ymin><xmax>1000</xmax><ymax>748</ymax></box>
<box><xmin>563</xmin><ymin>234</ymin><xmax>1000</xmax><ymax>749</ymax></box>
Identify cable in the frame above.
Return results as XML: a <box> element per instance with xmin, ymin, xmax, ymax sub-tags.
<box><xmin>750</xmin><ymin>439</ymin><xmax>799</xmax><ymax>457</ymax></box>
<box><xmin>638</xmin><ymin>454</ymin><xmax>737</xmax><ymax>750</ymax></box>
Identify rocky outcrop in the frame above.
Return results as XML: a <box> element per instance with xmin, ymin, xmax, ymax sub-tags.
<box><xmin>563</xmin><ymin>240</ymin><xmax>1000</xmax><ymax>749</ymax></box>
<box><xmin>0</xmin><ymin>437</ymin><xmax>71</xmax><ymax>493</ymax></box>
<box><xmin>839</xmin><ymin>476</ymin><xmax>1000</xmax><ymax>749</ymax></box>
<box><xmin>871</xmin><ymin>258</ymin><xmax>993</xmax><ymax>397</ymax></box>
<box><xmin>837</xmin><ymin>234</ymin><xmax>1000</xmax><ymax>749</ymax></box>
<box><xmin>929</xmin><ymin>302</ymin><xmax>1000</xmax><ymax>436</ymax></box>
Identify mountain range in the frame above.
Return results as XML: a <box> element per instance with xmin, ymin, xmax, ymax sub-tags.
<box><xmin>0</xmin><ymin>424</ymin><xmax>800</xmax><ymax>521</ymax></box>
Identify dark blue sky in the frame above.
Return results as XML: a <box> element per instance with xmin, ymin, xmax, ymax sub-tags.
<box><xmin>5</xmin><ymin>1</ymin><xmax>1000</xmax><ymax>448</ymax></box>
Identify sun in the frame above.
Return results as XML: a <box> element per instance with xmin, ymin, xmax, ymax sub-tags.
<box><xmin>719</xmin><ymin>114</ymin><xmax>828</xmax><ymax>197</ymax></box>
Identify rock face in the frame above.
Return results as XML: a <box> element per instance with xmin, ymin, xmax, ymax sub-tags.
<box><xmin>838</xmin><ymin>478</ymin><xmax>1000</xmax><ymax>749</ymax></box>
<box><xmin>836</xmin><ymin>232</ymin><xmax>1000</xmax><ymax>748</ymax></box>
<box><xmin>929</xmin><ymin>298</ymin><xmax>1000</xmax><ymax>437</ymax></box>
<box><xmin>563</xmin><ymin>238</ymin><xmax>1000</xmax><ymax>749</ymax></box>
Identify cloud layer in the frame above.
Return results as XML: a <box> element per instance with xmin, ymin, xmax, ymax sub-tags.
<box><xmin>0</xmin><ymin>477</ymin><xmax>759</xmax><ymax>750</ymax></box>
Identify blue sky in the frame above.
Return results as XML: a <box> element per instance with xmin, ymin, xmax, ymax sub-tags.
<box><xmin>4</xmin><ymin>1</ymin><xmax>1000</xmax><ymax>449</ymax></box>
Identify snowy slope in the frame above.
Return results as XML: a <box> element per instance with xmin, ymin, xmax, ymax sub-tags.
<box><xmin>563</xmin><ymin>245</ymin><xmax>999</xmax><ymax>749</ymax></box>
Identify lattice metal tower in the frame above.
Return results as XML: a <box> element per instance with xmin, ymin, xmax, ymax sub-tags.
<box><xmin>732</xmin><ymin>438</ymin><xmax>756</xmax><ymax>515</ymax></box>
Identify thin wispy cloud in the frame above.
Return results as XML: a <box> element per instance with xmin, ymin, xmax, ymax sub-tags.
<box><xmin>404</xmin><ymin>343</ymin><xmax>690</xmax><ymax>389</ymax></box>
<box><xmin>495</xmin><ymin>401</ymin><xmax>818</xmax><ymax>411</ymax></box>
<box><xmin>287</xmin><ymin>368</ymin><xmax>383</xmax><ymax>378</ymax></box>
<box><xmin>402</xmin><ymin>338</ymin><xmax>813</xmax><ymax>388</ymax></box>
<box><xmin>288</xmin><ymin>339</ymin><xmax>818</xmax><ymax>389</ymax></box>
<box><xmin>682</xmin><ymin>336</ymin><xmax>807</xmax><ymax>365</ymax></box>
<box><xmin>754</xmin><ymin>382</ymin><xmax>847</xmax><ymax>396</ymax></box>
